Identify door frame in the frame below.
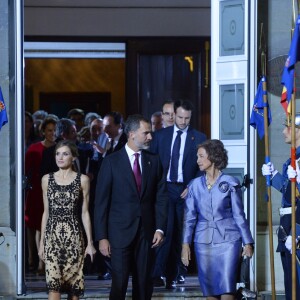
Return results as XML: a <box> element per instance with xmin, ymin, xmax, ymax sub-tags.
<box><xmin>17</xmin><ymin>41</ymin><xmax>125</xmax><ymax>295</ymax></box>
<box><xmin>210</xmin><ymin>0</ymin><xmax>258</xmax><ymax>289</ymax></box>
<box><xmin>126</xmin><ymin>37</ymin><xmax>211</xmax><ymax>135</ymax></box>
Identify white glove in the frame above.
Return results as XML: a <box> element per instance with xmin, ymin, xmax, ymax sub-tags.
<box><xmin>287</xmin><ymin>159</ymin><xmax>300</xmax><ymax>183</ymax></box>
<box><xmin>285</xmin><ymin>235</ymin><xmax>298</xmax><ymax>254</ymax></box>
<box><xmin>285</xmin><ymin>235</ymin><xmax>292</xmax><ymax>253</ymax></box>
<box><xmin>287</xmin><ymin>165</ymin><xmax>297</xmax><ymax>179</ymax></box>
<box><xmin>296</xmin><ymin>158</ymin><xmax>300</xmax><ymax>184</ymax></box>
<box><xmin>262</xmin><ymin>162</ymin><xmax>278</xmax><ymax>177</ymax></box>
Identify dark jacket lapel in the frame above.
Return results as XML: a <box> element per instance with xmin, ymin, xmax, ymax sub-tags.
<box><xmin>140</xmin><ymin>151</ymin><xmax>151</xmax><ymax>198</ymax></box>
<box><xmin>182</xmin><ymin>127</ymin><xmax>195</xmax><ymax>166</ymax></box>
<box><xmin>118</xmin><ymin>148</ymin><xmax>140</xmax><ymax>195</ymax></box>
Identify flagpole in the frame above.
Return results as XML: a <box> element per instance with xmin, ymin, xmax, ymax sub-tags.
<box><xmin>260</xmin><ymin>23</ymin><xmax>276</xmax><ymax>300</ymax></box>
<box><xmin>291</xmin><ymin>82</ymin><xmax>297</xmax><ymax>300</ymax></box>
<box><xmin>290</xmin><ymin>2</ymin><xmax>299</xmax><ymax>298</ymax></box>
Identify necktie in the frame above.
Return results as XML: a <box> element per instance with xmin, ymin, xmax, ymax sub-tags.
<box><xmin>106</xmin><ymin>139</ymin><xmax>114</xmax><ymax>155</ymax></box>
<box><xmin>133</xmin><ymin>153</ymin><xmax>142</xmax><ymax>194</ymax></box>
<box><xmin>170</xmin><ymin>130</ymin><xmax>183</xmax><ymax>182</ymax></box>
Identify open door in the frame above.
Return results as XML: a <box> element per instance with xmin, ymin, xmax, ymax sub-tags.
<box><xmin>211</xmin><ymin>0</ymin><xmax>257</xmax><ymax>289</ymax></box>
<box><xmin>126</xmin><ymin>38</ymin><xmax>211</xmax><ymax>136</ymax></box>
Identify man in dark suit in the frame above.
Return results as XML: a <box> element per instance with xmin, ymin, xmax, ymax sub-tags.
<box><xmin>94</xmin><ymin>114</ymin><xmax>169</xmax><ymax>300</ymax></box>
<box><xmin>150</xmin><ymin>99</ymin><xmax>206</xmax><ymax>289</ymax></box>
<box><xmin>102</xmin><ymin>111</ymin><xmax>127</xmax><ymax>156</ymax></box>
<box><xmin>92</xmin><ymin>112</ymin><xmax>128</xmax><ymax>280</ymax></box>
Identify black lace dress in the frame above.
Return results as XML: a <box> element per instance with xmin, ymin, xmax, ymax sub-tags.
<box><xmin>44</xmin><ymin>172</ymin><xmax>84</xmax><ymax>297</ymax></box>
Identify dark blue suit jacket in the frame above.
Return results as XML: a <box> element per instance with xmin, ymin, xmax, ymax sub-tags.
<box><xmin>150</xmin><ymin>126</ymin><xmax>207</xmax><ymax>186</ymax></box>
<box><xmin>94</xmin><ymin>147</ymin><xmax>169</xmax><ymax>248</ymax></box>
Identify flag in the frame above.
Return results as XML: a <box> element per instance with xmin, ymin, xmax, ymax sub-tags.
<box><xmin>250</xmin><ymin>76</ymin><xmax>272</xmax><ymax>139</ymax></box>
<box><xmin>0</xmin><ymin>87</ymin><xmax>8</xmax><ymax>131</ymax></box>
<box><xmin>281</xmin><ymin>15</ymin><xmax>300</xmax><ymax>113</ymax></box>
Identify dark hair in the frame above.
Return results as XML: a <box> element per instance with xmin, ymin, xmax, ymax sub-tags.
<box><xmin>174</xmin><ymin>99</ymin><xmax>194</xmax><ymax>113</ymax></box>
<box><xmin>78</xmin><ymin>126</ymin><xmax>91</xmax><ymax>139</ymax></box>
<box><xmin>104</xmin><ymin>111</ymin><xmax>123</xmax><ymax>126</ymax></box>
<box><xmin>56</xmin><ymin>118</ymin><xmax>76</xmax><ymax>138</ymax></box>
<box><xmin>162</xmin><ymin>100</ymin><xmax>174</xmax><ymax>110</ymax></box>
<box><xmin>67</xmin><ymin>108</ymin><xmax>85</xmax><ymax>118</ymax></box>
<box><xmin>55</xmin><ymin>140</ymin><xmax>79</xmax><ymax>158</ymax></box>
<box><xmin>151</xmin><ymin>111</ymin><xmax>162</xmax><ymax>118</ymax></box>
<box><xmin>47</xmin><ymin>114</ymin><xmax>59</xmax><ymax>121</ymax></box>
<box><xmin>32</xmin><ymin>110</ymin><xmax>48</xmax><ymax>121</ymax></box>
<box><xmin>85</xmin><ymin>112</ymin><xmax>101</xmax><ymax>126</ymax></box>
<box><xmin>25</xmin><ymin>111</ymin><xmax>36</xmax><ymax>142</ymax></box>
<box><xmin>198</xmin><ymin>139</ymin><xmax>228</xmax><ymax>170</ymax></box>
<box><xmin>124</xmin><ymin>114</ymin><xmax>149</xmax><ymax>136</ymax></box>
<box><xmin>40</xmin><ymin>117</ymin><xmax>57</xmax><ymax>133</ymax></box>
<box><xmin>25</xmin><ymin>111</ymin><xmax>33</xmax><ymax>123</ymax></box>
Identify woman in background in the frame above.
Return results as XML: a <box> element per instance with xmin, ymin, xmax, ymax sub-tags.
<box><xmin>24</xmin><ymin>111</ymin><xmax>36</xmax><ymax>151</ymax></box>
<box><xmin>25</xmin><ymin>117</ymin><xmax>57</xmax><ymax>273</ymax></box>
<box><xmin>181</xmin><ymin>139</ymin><xmax>254</xmax><ymax>300</ymax></box>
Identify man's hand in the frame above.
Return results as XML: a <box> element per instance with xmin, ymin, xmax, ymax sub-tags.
<box><xmin>91</xmin><ymin>142</ymin><xmax>105</xmax><ymax>154</ymax></box>
<box><xmin>99</xmin><ymin>239</ymin><xmax>111</xmax><ymax>257</ymax></box>
<box><xmin>180</xmin><ymin>187</ymin><xmax>188</xmax><ymax>199</ymax></box>
<box><xmin>152</xmin><ymin>231</ymin><xmax>164</xmax><ymax>248</ymax></box>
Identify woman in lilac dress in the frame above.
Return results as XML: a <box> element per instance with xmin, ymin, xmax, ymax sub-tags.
<box><xmin>181</xmin><ymin>139</ymin><xmax>254</xmax><ymax>300</ymax></box>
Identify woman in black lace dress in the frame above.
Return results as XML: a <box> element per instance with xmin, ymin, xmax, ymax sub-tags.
<box><xmin>39</xmin><ymin>140</ymin><xmax>96</xmax><ymax>300</ymax></box>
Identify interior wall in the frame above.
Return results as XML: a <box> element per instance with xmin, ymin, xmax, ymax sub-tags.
<box><xmin>25</xmin><ymin>58</ymin><xmax>125</xmax><ymax>116</ymax></box>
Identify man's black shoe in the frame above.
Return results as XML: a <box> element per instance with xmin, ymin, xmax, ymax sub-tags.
<box><xmin>176</xmin><ymin>275</ymin><xmax>185</xmax><ymax>284</ymax></box>
<box><xmin>97</xmin><ymin>272</ymin><xmax>112</xmax><ymax>280</ymax></box>
<box><xmin>165</xmin><ymin>280</ymin><xmax>177</xmax><ymax>289</ymax></box>
<box><xmin>153</xmin><ymin>276</ymin><xmax>165</xmax><ymax>287</ymax></box>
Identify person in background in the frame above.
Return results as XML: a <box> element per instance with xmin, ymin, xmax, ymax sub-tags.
<box><xmin>25</xmin><ymin>111</ymin><xmax>37</xmax><ymax>152</ymax></box>
<box><xmin>25</xmin><ymin>117</ymin><xmax>57</xmax><ymax>274</ymax></box>
<box><xmin>39</xmin><ymin>140</ymin><xmax>96</xmax><ymax>300</ymax></box>
<box><xmin>78</xmin><ymin>126</ymin><xmax>92</xmax><ymax>144</ymax></box>
<box><xmin>181</xmin><ymin>139</ymin><xmax>254</xmax><ymax>300</ymax></box>
<box><xmin>84</xmin><ymin>112</ymin><xmax>101</xmax><ymax>127</ymax></box>
<box><xmin>94</xmin><ymin>114</ymin><xmax>168</xmax><ymax>300</ymax></box>
<box><xmin>89</xmin><ymin>118</ymin><xmax>107</xmax><ymax>157</ymax></box>
<box><xmin>68</xmin><ymin>108</ymin><xmax>85</xmax><ymax>131</ymax></box>
<box><xmin>102</xmin><ymin>112</ymin><xmax>127</xmax><ymax>157</ymax></box>
<box><xmin>151</xmin><ymin>111</ymin><xmax>163</xmax><ymax>132</ymax></box>
<box><xmin>32</xmin><ymin>110</ymin><xmax>48</xmax><ymax>121</ymax></box>
<box><xmin>47</xmin><ymin>114</ymin><xmax>59</xmax><ymax>122</ymax></box>
<box><xmin>262</xmin><ymin>114</ymin><xmax>300</xmax><ymax>300</ymax></box>
<box><xmin>161</xmin><ymin>100</ymin><xmax>175</xmax><ymax>128</ymax></box>
<box><xmin>96</xmin><ymin>112</ymin><xmax>127</xmax><ymax>280</ymax></box>
<box><xmin>150</xmin><ymin>99</ymin><xmax>206</xmax><ymax>289</ymax></box>
<box><xmin>85</xmin><ymin>118</ymin><xmax>106</xmax><ymax>276</ymax></box>
<box><xmin>32</xmin><ymin>110</ymin><xmax>49</xmax><ymax>141</ymax></box>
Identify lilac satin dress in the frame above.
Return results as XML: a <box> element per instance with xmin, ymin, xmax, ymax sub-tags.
<box><xmin>182</xmin><ymin>173</ymin><xmax>254</xmax><ymax>296</ymax></box>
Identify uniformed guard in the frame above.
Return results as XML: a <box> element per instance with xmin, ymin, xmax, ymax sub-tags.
<box><xmin>262</xmin><ymin>113</ymin><xmax>300</xmax><ymax>300</ymax></box>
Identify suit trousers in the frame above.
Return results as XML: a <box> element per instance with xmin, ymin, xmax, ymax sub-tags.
<box><xmin>109</xmin><ymin>221</ymin><xmax>155</xmax><ymax>300</ymax></box>
<box><xmin>152</xmin><ymin>183</ymin><xmax>185</xmax><ymax>282</ymax></box>
<box><xmin>280</xmin><ymin>249</ymin><xmax>300</xmax><ymax>300</ymax></box>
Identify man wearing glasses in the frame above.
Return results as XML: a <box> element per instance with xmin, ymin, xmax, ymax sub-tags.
<box><xmin>162</xmin><ymin>100</ymin><xmax>175</xmax><ymax>128</ymax></box>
